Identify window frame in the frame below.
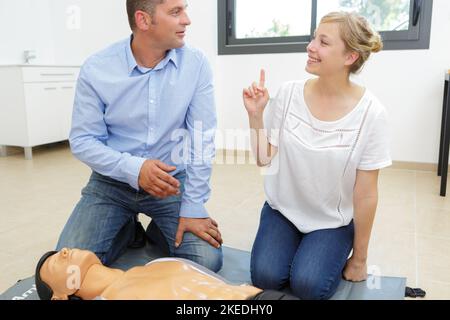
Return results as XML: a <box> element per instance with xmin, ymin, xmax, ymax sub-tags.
<box><xmin>218</xmin><ymin>0</ymin><xmax>433</xmax><ymax>55</ymax></box>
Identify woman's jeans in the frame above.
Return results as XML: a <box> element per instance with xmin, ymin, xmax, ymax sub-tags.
<box><xmin>56</xmin><ymin>171</ymin><xmax>223</xmax><ymax>272</ymax></box>
<box><xmin>251</xmin><ymin>202</ymin><xmax>354</xmax><ymax>300</ymax></box>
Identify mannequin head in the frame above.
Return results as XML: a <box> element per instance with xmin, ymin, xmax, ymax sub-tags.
<box><xmin>35</xmin><ymin>248</ymin><xmax>101</xmax><ymax>300</ymax></box>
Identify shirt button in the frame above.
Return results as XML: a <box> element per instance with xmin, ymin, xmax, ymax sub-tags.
<box><xmin>150</xmin><ymin>100</ymin><xmax>154</xmax><ymax>104</ymax></box>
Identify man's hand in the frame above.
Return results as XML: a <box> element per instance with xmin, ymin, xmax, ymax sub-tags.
<box><xmin>342</xmin><ymin>256</ymin><xmax>368</xmax><ymax>282</ymax></box>
<box><xmin>138</xmin><ymin>159</ymin><xmax>180</xmax><ymax>199</ymax></box>
<box><xmin>175</xmin><ymin>217</ymin><xmax>223</xmax><ymax>249</ymax></box>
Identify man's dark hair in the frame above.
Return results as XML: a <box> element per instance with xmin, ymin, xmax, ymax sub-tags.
<box><xmin>126</xmin><ymin>0</ymin><xmax>165</xmax><ymax>30</ymax></box>
<box><xmin>35</xmin><ymin>251</ymin><xmax>58</xmax><ymax>300</ymax></box>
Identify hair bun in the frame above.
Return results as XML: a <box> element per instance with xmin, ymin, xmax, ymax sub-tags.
<box><xmin>370</xmin><ymin>34</ymin><xmax>383</xmax><ymax>53</ymax></box>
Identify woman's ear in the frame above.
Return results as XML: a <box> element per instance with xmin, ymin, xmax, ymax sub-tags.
<box><xmin>345</xmin><ymin>51</ymin><xmax>360</xmax><ymax>67</ymax></box>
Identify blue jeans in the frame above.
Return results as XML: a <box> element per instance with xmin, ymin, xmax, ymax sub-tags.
<box><xmin>250</xmin><ymin>202</ymin><xmax>354</xmax><ymax>300</ymax></box>
<box><xmin>56</xmin><ymin>171</ymin><xmax>223</xmax><ymax>272</ymax></box>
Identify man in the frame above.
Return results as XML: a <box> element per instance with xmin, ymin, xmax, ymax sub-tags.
<box><xmin>56</xmin><ymin>0</ymin><xmax>223</xmax><ymax>272</ymax></box>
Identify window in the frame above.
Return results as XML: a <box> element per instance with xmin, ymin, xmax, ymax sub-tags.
<box><xmin>218</xmin><ymin>0</ymin><xmax>433</xmax><ymax>55</ymax></box>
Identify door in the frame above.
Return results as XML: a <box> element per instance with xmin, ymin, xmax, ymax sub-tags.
<box><xmin>58</xmin><ymin>82</ymin><xmax>76</xmax><ymax>139</ymax></box>
<box><xmin>24</xmin><ymin>83</ymin><xmax>62</xmax><ymax>146</ymax></box>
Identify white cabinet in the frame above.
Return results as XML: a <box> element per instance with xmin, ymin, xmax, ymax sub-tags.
<box><xmin>0</xmin><ymin>65</ymin><xmax>80</xmax><ymax>159</ymax></box>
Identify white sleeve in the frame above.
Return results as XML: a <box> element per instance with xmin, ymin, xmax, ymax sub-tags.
<box><xmin>264</xmin><ymin>83</ymin><xmax>291</xmax><ymax>147</ymax></box>
<box><xmin>357</xmin><ymin>108</ymin><xmax>392</xmax><ymax>171</ymax></box>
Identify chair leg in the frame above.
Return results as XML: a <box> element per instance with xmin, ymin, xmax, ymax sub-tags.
<box><xmin>24</xmin><ymin>147</ymin><xmax>33</xmax><ymax>160</ymax></box>
<box><xmin>438</xmin><ymin>80</ymin><xmax>448</xmax><ymax>176</ymax></box>
<box><xmin>441</xmin><ymin>81</ymin><xmax>450</xmax><ymax>196</ymax></box>
<box><xmin>0</xmin><ymin>145</ymin><xmax>7</xmax><ymax>157</ymax></box>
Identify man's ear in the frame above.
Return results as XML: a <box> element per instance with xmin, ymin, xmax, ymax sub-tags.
<box><xmin>135</xmin><ymin>10</ymin><xmax>152</xmax><ymax>31</ymax></box>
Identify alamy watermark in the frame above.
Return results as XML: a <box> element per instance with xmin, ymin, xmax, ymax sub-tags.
<box><xmin>66</xmin><ymin>5</ymin><xmax>81</xmax><ymax>30</ymax></box>
<box><xmin>169</xmin><ymin>121</ymin><xmax>280</xmax><ymax>175</ymax></box>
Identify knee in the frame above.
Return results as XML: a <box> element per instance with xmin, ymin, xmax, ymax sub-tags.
<box><xmin>290</xmin><ymin>273</ymin><xmax>336</xmax><ymax>300</ymax></box>
<box><xmin>97</xmin><ymin>252</ymin><xmax>110</xmax><ymax>265</ymax></box>
<box><xmin>190</xmin><ymin>246</ymin><xmax>223</xmax><ymax>273</ymax></box>
<box><xmin>250</xmin><ymin>259</ymin><xmax>287</xmax><ymax>290</ymax></box>
<box><xmin>251</xmin><ymin>269</ymin><xmax>286</xmax><ymax>291</ymax></box>
<box><xmin>173</xmin><ymin>231</ymin><xmax>224</xmax><ymax>272</ymax></box>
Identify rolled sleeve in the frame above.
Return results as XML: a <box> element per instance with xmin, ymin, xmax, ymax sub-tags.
<box><xmin>357</xmin><ymin>108</ymin><xmax>392</xmax><ymax>171</ymax></box>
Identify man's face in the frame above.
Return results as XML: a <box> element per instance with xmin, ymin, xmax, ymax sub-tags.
<box><xmin>148</xmin><ymin>0</ymin><xmax>191</xmax><ymax>50</ymax></box>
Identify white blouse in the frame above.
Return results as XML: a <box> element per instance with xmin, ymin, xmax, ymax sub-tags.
<box><xmin>263</xmin><ymin>80</ymin><xmax>392</xmax><ymax>233</ymax></box>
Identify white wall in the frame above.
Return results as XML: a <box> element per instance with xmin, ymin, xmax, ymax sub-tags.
<box><xmin>49</xmin><ymin>0</ymin><xmax>130</xmax><ymax>65</ymax></box>
<box><xmin>0</xmin><ymin>0</ymin><xmax>449</xmax><ymax>164</ymax></box>
<box><xmin>0</xmin><ymin>0</ymin><xmax>129</xmax><ymax>65</ymax></box>
<box><xmin>0</xmin><ymin>0</ymin><xmax>55</xmax><ymax>64</ymax></box>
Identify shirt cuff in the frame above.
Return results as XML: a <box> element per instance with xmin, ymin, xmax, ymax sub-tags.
<box><xmin>267</xmin><ymin>134</ymin><xmax>279</xmax><ymax>147</ymax></box>
<box><xmin>357</xmin><ymin>159</ymin><xmax>392</xmax><ymax>171</ymax></box>
<box><xmin>179</xmin><ymin>200</ymin><xmax>209</xmax><ymax>218</ymax></box>
<box><xmin>125</xmin><ymin>156</ymin><xmax>147</xmax><ymax>190</ymax></box>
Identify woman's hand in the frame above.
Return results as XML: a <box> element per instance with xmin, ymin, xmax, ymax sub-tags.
<box><xmin>243</xmin><ymin>69</ymin><xmax>270</xmax><ymax>118</ymax></box>
<box><xmin>342</xmin><ymin>256</ymin><xmax>368</xmax><ymax>282</ymax></box>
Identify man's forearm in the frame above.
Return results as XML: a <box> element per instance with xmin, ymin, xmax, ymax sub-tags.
<box><xmin>70</xmin><ymin>134</ymin><xmax>145</xmax><ymax>189</ymax></box>
<box><xmin>352</xmin><ymin>195</ymin><xmax>378</xmax><ymax>261</ymax></box>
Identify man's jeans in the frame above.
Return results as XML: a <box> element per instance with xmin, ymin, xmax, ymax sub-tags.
<box><xmin>56</xmin><ymin>171</ymin><xmax>223</xmax><ymax>272</ymax></box>
<box><xmin>251</xmin><ymin>202</ymin><xmax>354</xmax><ymax>300</ymax></box>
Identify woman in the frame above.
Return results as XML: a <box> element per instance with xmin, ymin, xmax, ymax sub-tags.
<box><xmin>243</xmin><ymin>11</ymin><xmax>391</xmax><ymax>300</ymax></box>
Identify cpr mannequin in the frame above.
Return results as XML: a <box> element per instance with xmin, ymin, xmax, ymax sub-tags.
<box><xmin>35</xmin><ymin>248</ymin><xmax>298</xmax><ymax>300</ymax></box>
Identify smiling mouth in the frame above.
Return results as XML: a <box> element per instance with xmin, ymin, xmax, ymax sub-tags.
<box><xmin>308</xmin><ymin>56</ymin><xmax>321</xmax><ymax>63</ymax></box>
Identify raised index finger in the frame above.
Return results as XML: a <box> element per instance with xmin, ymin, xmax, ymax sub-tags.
<box><xmin>259</xmin><ymin>69</ymin><xmax>266</xmax><ymax>88</ymax></box>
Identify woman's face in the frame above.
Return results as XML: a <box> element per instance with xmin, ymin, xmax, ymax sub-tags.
<box><xmin>306</xmin><ymin>22</ymin><xmax>357</xmax><ymax>77</ymax></box>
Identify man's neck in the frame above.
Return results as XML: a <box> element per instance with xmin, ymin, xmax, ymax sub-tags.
<box><xmin>131</xmin><ymin>33</ymin><xmax>168</xmax><ymax>69</ymax></box>
<box><xmin>76</xmin><ymin>264</ymin><xmax>124</xmax><ymax>300</ymax></box>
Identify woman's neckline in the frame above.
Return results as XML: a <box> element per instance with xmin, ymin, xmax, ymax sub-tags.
<box><xmin>301</xmin><ymin>79</ymin><xmax>368</xmax><ymax>125</ymax></box>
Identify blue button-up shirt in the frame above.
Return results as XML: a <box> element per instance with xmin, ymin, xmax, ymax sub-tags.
<box><xmin>70</xmin><ymin>36</ymin><xmax>216</xmax><ymax>218</ymax></box>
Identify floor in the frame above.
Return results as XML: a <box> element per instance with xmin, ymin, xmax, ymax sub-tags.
<box><xmin>1</xmin><ymin>142</ymin><xmax>449</xmax><ymax>299</ymax></box>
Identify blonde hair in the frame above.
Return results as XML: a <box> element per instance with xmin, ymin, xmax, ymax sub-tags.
<box><xmin>320</xmin><ymin>11</ymin><xmax>383</xmax><ymax>73</ymax></box>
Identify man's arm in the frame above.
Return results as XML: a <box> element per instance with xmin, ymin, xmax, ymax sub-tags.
<box><xmin>174</xmin><ymin>55</ymin><xmax>223</xmax><ymax>249</ymax></box>
<box><xmin>69</xmin><ymin>64</ymin><xmax>146</xmax><ymax>190</ymax></box>
<box><xmin>71</xmin><ymin>64</ymin><xmax>179</xmax><ymax>197</ymax></box>
<box><xmin>179</xmin><ymin>55</ymin><xmax>216</xmax><ymax>219</ymax></box>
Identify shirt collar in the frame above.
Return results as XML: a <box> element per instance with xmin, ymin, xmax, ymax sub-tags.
<box><xmin>125</xmin><ymin>34</ymin><xmax>179</xmax><ymax>75</ymax></box>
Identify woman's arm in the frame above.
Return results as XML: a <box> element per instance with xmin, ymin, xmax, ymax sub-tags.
<box><xmin>248</xmin><ymin>115</ymin><xmax>278</xmax><ymax>167</ymax></box>
<box><xmin>243</xmin><ymin>70</ymin><xmax>278</xmax><ymax>167</ymax></box>
<box><xmin>343</xmin><ymin>169</ymin><xmax>379</xmax><ymax>282</ymax></box>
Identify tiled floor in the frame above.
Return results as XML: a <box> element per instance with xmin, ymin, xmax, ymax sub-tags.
<box><xmin>1</xmin><ymin>142</ymin><xmax>449</xmax><ymax>299</ymax></box>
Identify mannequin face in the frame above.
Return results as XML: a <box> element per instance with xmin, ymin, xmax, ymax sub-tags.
<box><xmin>40</xmin><ymin>248</ymin><xmax>101</xmax><ymax>300</ymax></box>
